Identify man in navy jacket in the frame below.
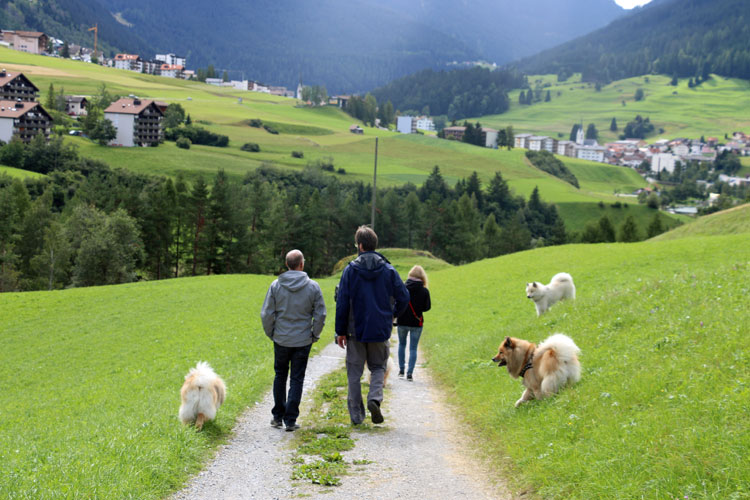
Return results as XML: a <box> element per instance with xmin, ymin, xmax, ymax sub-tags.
<box><xmin>335</xmin><ymin>226</ymin><xmax>409</xmax><ymax>424</ymax></box>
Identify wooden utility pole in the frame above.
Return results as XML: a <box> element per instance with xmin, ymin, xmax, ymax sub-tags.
<box><xmin>371</xmin><ymin>137</ymin><xmax>378</xmax><ymax>230</ymax></box>
<box><xmin>88</xmin><ymin>24</ymin><xmax>98</xmax><ymax>57</ymax></box>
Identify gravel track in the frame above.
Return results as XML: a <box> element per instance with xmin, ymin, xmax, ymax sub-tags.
<box><xmin>173</xmin><ymin>341</ymin><xmax>510</xmax><ymax>499</ymax></box>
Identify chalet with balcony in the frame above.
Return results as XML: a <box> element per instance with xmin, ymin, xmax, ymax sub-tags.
<box><xmin>104</xmin><ymin>98</ymin><xmax>163</xmax><ymax>147</ymax></box>
<box><xmin>0</xmin><ymin>71</ymin><xmax>39</xmax><ymax>101</ymax></box>
<box><xmin>64</xmin><ymin>96</ymin><xmax>88</xmax><ymax>116</ymax></box>
<box><xmin>443</xmin><ymin>126</ymin><xmax>466</xmax><ymax>141</ymax></box>
<box><xmin>0</xmin><ymin>100</ymin><xmax>52</xmax><ymax>143</ymax></box>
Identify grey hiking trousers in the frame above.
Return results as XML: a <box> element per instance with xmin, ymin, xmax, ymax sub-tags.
<box><xmin>345</xmin><ymin>337</ymin><xmax>389</xmax><ymax>425</ymax></box>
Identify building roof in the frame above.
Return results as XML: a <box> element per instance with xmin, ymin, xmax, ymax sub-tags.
<box><xmin>15</xmin><ymin>31</ymin><xmax>46</xmax><ymax>38</ymax></box>
<box><xmin>114</xmin><ymin>54</ymin><xmax>140</xmax><ymax>61</ymax></box>
<box><xmin>160</xmin><ymin>64</ymin><xmax>184</xmax><ymax>71</ymax></box>
<box><xmin>104</xmin><ymin>98</ymin><xmax>162</xmax><ymax>116</ymax></box>
<box><xmin>0</xmin><ymin>100</ymin><xmax>50</xmax><ymax>119</ymax></box>
<box><xmin>0</xmin><ymin>71</ymin><xmax>39</xmax><ymax>91</ymax></box>
<box><xmin>65</xmin><ymin>95</ymin><xmax>87</xmax><ymax>103</ymax></box>
<box><xmin>444</xmin><ymin>126</ymin><xmax>466</xmax><ymax>132</ymax></box>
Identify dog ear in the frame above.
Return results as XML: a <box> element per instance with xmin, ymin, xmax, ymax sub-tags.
<box><xmin>503</xmin><ymin>336</ymin><xmax>513</xmax><ymax>348</ymax></box>
<box><xmin>532</xmin><ymin>282</ymin><xmax>538</xmax><ymax>288</ymax></box>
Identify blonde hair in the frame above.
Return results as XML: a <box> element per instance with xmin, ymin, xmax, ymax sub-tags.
<box><xmin>408</xmin><ymin>265</ymin><xmax>428</xmax><ymax>288</ymax></box>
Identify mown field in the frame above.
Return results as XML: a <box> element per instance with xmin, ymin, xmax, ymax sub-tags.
<box><xmin>0</xmin><ymin>274</ymin><xmax>336</xmax><ymax>499</ymax></box>
<box><xmin>425</xmin><ymin>230</ymin><xmax>750</xmax><ymax>499</ymax></box>
<box><xmin>0</xmin><ymin>47</ymin><xmax>681</xmax><ymax>236</ymax></box>
<box><xmin>479</xmin><ymin>73</ymin><xmax>750</xmax><ymax>143</ymax></box>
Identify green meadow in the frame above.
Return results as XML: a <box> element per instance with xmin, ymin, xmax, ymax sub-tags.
<box><xmin>0</xmin><ymin>165</ymin><xmax>46</xmax><ymax>179</ymax></box>
<box><xmin>651</xmin><ymin>203</ymin><xmax>750</xmax><ymax>241</ymax></box>
<box><xmin>2</xmin><ymin>222</ymin><xmax>749</xmax><ymax>498</ymax></box>
<box><xmin>0</xmin><ymin>274</ymin><xmax>337</xmax><ymax>499</ymax></box>
<box><xmin>479</xmin><ymin>73</ymin><xmax>750</xmax><ymax>142</ymax></box>
<box><xmin>0</xmin><ymin>47</ymin><xmax>682</xmax><ymax>235</ymax></box>
<box><xmin>425</xmin><ymin>232</ymin><xmax>750</xmax><ymax>499</ymax></box>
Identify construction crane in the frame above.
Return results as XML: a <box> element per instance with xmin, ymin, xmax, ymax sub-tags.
<box><xmin>88</xmin><ymin>24</ymin><xmax>98</xmax><ymax>58</ymax></box>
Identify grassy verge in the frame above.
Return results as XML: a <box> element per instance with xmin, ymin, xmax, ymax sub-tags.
<box><xmin>424</xmin><ymin>234</ymin><xmax>750</xmax><ymax>499</ymax></box>
<box><xmin>0</xmin><ymin>274</ymin><xmax>337</xmax><ymax>499</ymax></box>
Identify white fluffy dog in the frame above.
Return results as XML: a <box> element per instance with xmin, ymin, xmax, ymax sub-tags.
<box><xmin>179</xmin><ymin>361</ymin><xmax>226</xmax><ymax>430</ymax></box>
<box><xmin>526</xmin><ymin>272</ymin><xmax>576</xmax><ymax>316</ymax></box>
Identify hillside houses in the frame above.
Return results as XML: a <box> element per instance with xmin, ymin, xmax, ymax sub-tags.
<box><xmin>104</xmin><ymin>98</ymin><xmax>163</xmax><ymax>147</ymax></box>
<box><xmin>0</xmin><ymin>71</ymin><xmax>51</xmax><ymax>143</ymax></box>
<box><xmin>0</xmin><ymin>70</ymin><xmax>38</xmax><ymax>101</ymax></box>
<box><xmin>0</xmin><ymin>30</ymin><xmax>48</xmax><ymax>54</ymax></box>
<box><xmin>513</xmin><ymin>131</ymin><xmax>740</xmax><ymax>173</ymax></box>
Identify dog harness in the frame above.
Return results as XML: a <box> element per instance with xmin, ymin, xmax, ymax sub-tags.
<box><xmin>519</xmin><ymin>354</ymin><xmax>534</xmax><ymax>378</ymax></box>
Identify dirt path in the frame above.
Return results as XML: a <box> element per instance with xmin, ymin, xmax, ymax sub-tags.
<box><xmin>173</xmin><ymin>341</ymin><xmax>510</xmax><ymax>499</ymax></box>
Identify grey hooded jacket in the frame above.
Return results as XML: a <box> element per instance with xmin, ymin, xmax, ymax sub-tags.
<box><xmin>261</xmin><ymin>270</ymin><xmax>326</xmax><ymax>347</ymax></box>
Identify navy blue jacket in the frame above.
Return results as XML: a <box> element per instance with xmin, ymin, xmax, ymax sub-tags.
<box><xmin>335</xmin><ymin>251</ymin><xmax>409</xmax><ymax>342</ymax></box>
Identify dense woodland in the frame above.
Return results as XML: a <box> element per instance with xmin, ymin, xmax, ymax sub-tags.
<box><xmin>0</xmin><ymin>136</ymin><xmax>572</xmax><ymax>292</ymax></box>
<box><xmin>371</xmin><ymin>67</ymin><xmax>526</xmax><ymax>121</ymax></box>
<box><xmin>513</xmin><ymin>0</ymin><xmax>750</xmax><ymax>83</ymax></box>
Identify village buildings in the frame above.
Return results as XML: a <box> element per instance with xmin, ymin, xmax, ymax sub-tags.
<box><xmin>0</xmin><ymin>71</ymin><xmax>51</xmax><ymax>143</ymax></box>
<box><xmin>0</xmin><ymin>30</ymin><xmax>48</xmax><ymax>54</ymax></box>
<box><xmin>104</xmin><ymin>98</ymin><xmax>163</xmax><ymax>147</ymax></box>
<box><xmin>0</xmin><ymin>70</ymin><xmax>39</xmax><ymax>101</ymax></box>
<box><xmin>0</xmin><ymin>100</ymin><xmax>52</xmax><ymax>143</ymax></box>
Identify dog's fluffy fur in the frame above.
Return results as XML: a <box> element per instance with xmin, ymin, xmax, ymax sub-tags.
<box><xmin>492</xmin><ymin>333</ymin><xmax>581</xmax><ymax>407</ymax></box>
<box><xmin>179</xmin><ymin>361</ymin><xmax>226</xmax><ymax>430</ymax></box>
<box><xmin>526</xmin><ymin>272</ymin><xmax>576</xmax><ymax>316</ymax></box>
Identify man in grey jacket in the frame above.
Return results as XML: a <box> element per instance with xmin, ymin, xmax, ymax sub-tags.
<box><xmin>261</xmin><ymin>249</ymin><xmax>326</xmax><ymax>431</ymax></box>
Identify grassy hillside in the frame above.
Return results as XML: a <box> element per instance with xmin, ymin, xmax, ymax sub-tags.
<box><xmin>0</xmin><ymin>274</ymin><xmax>335</xmax><ymax>498</ymax></box>
<box><xmin>0</xmin><ymin>47</ymin><xmax>679</xmax><ymax>237</ymax></box>
<box><xmin>425</xmin><ymin>233</ymin><xmax>750</xmax><ymax>498</ymax></box>
<box><xmin>478</xmin><ymin>73</ymin><xmax>750</xmax><ymax>142</ymax></box>
<box><xmin>651</xmin><ymin>204</ymin><xmax>750</xmax><ymax>241</ymax></box>
<box><xmin>0</xmin><ymin>165</ymin><xmax>46</xmax><ymax>179</ymax></box>
<box><xmin>2</xmin><ymin>232</ymin><xmax>748</xmax><ymax>498</ymax></box>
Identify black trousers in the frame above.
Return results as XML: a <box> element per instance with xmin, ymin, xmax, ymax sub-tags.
<box><xmin>272</xmin><ymin>342</ymin><xmax>312</xmax><ymax>426</ymax></box>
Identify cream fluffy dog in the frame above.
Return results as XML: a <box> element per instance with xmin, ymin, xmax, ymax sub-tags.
<box><xmin>179</xmin><ymin>361</ymin><xmax>226</xmax><ymax>430</ymax></box>
<box><xmin>492</xmin><ymin>333</ymin><xmax>581</xmax><ymax>407</ymax></box>
<box><xmin>526</xmin><ymin>272</ymin><xmax>576</xmax><ymax>316</ymax></box>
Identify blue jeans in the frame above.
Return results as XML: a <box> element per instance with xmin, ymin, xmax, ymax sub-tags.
<box><xmin>397</xmin><ymin>326</ymin><xmax>422</xmax><ymax>375</ymax></box>
<box><xmin>272</xmin><ymin>342</ymin><xmax>312</xmax><ymax>426</ymax></box>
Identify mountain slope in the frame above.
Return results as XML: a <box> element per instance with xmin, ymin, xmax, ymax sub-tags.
<box><xmin>512</xmin><ymin>0</ymin><xmax>750</xmax><ymax>82</ymax></box>
<box><xmin>92</xmin><ymin>0</ymin><xmax>622</xmax><ymax>93</ymax></box>
<box><xmin>0</xmin><ymin>0</ymin><xmax>151</xmax><ymax>56</ymax></box>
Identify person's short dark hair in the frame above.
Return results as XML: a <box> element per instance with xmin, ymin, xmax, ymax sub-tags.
<box><xmin>286</xmin><ymin>249</ymin><xmax>304</xmax><ymax>270</ymax></box>
<box><xmin>355</xmin><ymin>225</ymin><xmax>378</xmax><ymax>251</ymax></box>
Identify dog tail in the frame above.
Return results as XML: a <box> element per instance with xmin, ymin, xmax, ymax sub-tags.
<box><xmin>536</xmin><ymin>334</ymin><xmax>581</xmax><ymax>388</ymax></box>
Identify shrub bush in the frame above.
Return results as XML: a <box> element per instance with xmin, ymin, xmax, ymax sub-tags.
<box><xmin>165</xmin><ymin>125</ymin><xmax>229</xmax><ymax>147</ymax></box>
<box><xmin>292</xmin><ymin>151</ymin><xmax>304</xmax><ymax>158</ymax></box>
<box><xmin>176</xmin><ymin>137</ymin><xmax>191</xmax><ymax>149</ymax></box>
<box><xmin>241</xmin><ymin>142</ymin><xmax>260</xmax><ymax>152</ymax></box>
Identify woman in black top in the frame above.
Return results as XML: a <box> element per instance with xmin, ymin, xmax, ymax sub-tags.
<box><xmin>396</xmin><ymin>265</ymin><xmax>431</xmax><ymax>380</ymax></box>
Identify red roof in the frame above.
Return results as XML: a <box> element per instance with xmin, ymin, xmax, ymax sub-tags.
<box><xmin>0</xmin><ymin>100</ymin><xmax>50</xmax><ymax>119</ymax></box>
<box><xmin>104</xmin><ymin>98</ymin><xmax>162</xmax><ymax>116</ymax></box>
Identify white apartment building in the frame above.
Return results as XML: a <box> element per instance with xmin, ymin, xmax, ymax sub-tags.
<box><xmin>651</xmin><ymin>153</ymin><xmax>676</xmax><ymax>174</ymax></box>
<box><xmin>416</xmin><ymin>116</ymin><xmax>435</xmax><ymax>131</ymax></box>
<box><xmin>397</xmin><ymin>116</ymin><xmax>416</xmax><ymax>134</ymax></box>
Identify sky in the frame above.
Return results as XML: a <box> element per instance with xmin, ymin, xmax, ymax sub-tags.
<box><xmin>614</xmin><ymin>0</ymin><xmax>652</xmax><ymax>8</ymax></box>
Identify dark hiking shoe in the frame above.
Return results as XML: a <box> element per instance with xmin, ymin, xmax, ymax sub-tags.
<box><xmin>407</xmin><ymin>373</ymin><xmax>413</xmax><ymax>381</ymax></box>
<box><xmin>270</xmin><ymin>419</ymin><xmax>283</xmax><ymax>428</ymax></box>
<box><xmin>368</xmin><ymin>400</ymin><xmax>384</xmax><ymax>424</ymax></box>
<box><xmin>285</xmin><ymin>423</ymin><xmax>301</xmax><ymax>432</ymax></box>
<box><xmin>398</xmin><ymin>370</ymin><xmax>405</xmax><ymax>378</ymax></box>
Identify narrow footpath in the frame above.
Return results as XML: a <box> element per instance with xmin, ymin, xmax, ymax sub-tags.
<box><xmin>173</xmin><ymin>341</ymin><xmax>510</xmax><ymax>500</ymax></box>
